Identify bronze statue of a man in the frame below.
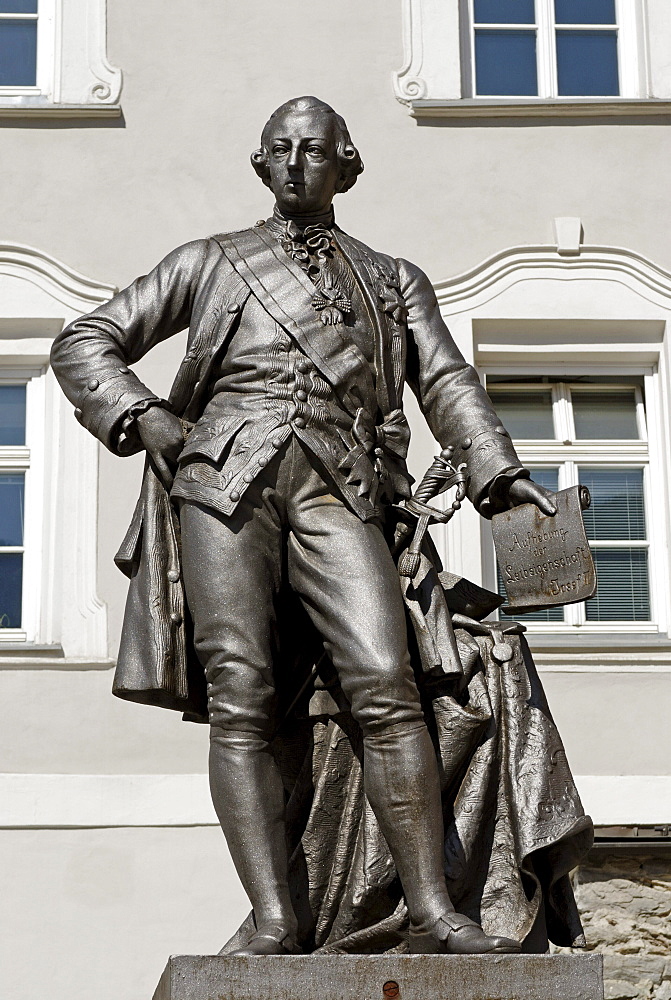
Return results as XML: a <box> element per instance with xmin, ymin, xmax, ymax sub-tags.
<box><xmin>51</xmin><ymin>97</ymin><xmax>561</xmax><ymax>957</ymax></box>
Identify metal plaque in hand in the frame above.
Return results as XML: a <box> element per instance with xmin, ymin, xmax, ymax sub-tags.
<box><xmin>492</xmin><ymin>485</ymin><xmax>596</xmax><ymax>615</ymax></box>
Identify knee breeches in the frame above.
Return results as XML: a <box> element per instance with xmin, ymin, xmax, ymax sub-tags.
<box><xmin>180</xmin><ymin>437</ymin><xmax>423</xmax><ymax>738</ymax></box>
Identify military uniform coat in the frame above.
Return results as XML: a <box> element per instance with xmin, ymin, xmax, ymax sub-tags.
<box><xmin>50</xmin><ymin>221</ymin><xmax>527</xmax><ymax>718</ymax></box>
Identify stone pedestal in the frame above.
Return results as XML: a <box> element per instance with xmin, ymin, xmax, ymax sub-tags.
<box><xmin>153</xmin><ymin>954</ymin><xmax>604</xmax><ymax>1000</ymax></box>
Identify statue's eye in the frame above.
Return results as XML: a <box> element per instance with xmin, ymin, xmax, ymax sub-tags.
<box><xmin>273</xmin><ymin>145</ymin><xmax>289</xmax><ymax>156</ymax></box>
<box><xmin>307</xmin><ymin>145</ymin><xmax>324</xmax><ymax>155</ymax></box>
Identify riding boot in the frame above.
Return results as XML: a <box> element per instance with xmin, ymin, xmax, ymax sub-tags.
<box><xmin>209</xmin><ymin>730</ymin><xmax>299</xmax><ymax>954</ymax></box>
<box><xmin>363</xmin><ymin>722</ymin><xmax>520</xmax><ymax>954</ymax></box>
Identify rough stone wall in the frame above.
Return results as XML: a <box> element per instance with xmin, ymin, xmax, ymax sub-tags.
<box><xmin>553</xmin><ymin>852</ymin><xmax>671</xmax><ymax>1000</ymax></box>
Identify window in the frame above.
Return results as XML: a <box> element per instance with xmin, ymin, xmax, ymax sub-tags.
<box><xmin>0</xmin><ymin>241</ymin><xmax>113</xmax><ymax>659</ymax></box>
<box><xmin>0</xmin><ymin>0</ymin><xmax>121</xmax><ymax>116</ymax></box>
<box><xmin>393</xmin><ymin>0</ymin><xmax>660</xmax><ymax>115</ymax></box>
<box><xmin>471</xmin><ymin>0</ymin><xmax>621</xmax><ymax>98</ymax></box>
<box><xmin>0</xmin><ymin>383</ymin><xmax>26</xmax><ymax>629</ymax></box>
<box><xmin>488</xmin><ymin>377</ymin><xmax>653</xmax><ymax>627</ymax></box>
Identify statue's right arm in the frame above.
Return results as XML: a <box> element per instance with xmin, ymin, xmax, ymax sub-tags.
<box><xmin>50</xmin><ymin>239</ymin><xmax>210</xmax><ymax>455</ymax></box>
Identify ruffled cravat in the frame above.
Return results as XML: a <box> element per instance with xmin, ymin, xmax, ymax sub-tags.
<box><xmin>266</xmin><ymin>210</ymin><xmax>354</xmax><ymax>326</ymax></box>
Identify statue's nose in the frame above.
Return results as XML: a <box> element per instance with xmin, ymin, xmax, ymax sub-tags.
<box><xmin>287</xmin><ymin>147</ymin><xmax>302</xmax><ymax>171</ymax></box>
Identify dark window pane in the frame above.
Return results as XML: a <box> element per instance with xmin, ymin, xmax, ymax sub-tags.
<box><xmin>579</xmin><ymin>469</ymin><xmax>645</xmax><ymax>541</ymax></box>
<box><xmin>0</xmin><ymin>473</ymin><xmax>24</xmax><ymax>545</ymax></box>
<box><xmin>572</xmin><ymin>390</ymin><xmax>639</xmax><ymax>439</ymax></box>
<box><xmin>555</xmin><ymin>0</ymin><xmax>616</xmax><ymax>24</ymax></box>
<box><xmin>0</xmin><ymin>1</ymin><xmax>37</xmax><ymax>11</ymax></box>
<box><xmin>556</xmin><ymin>30</ymin><xmax>619</xmax><ymax>96</ymax></box>
<box><xmin>0</xmin><ymin>553</ymin><xmax>22</xmax><ymax>628</ymax></box>
<box><xmin>498</xmin><ymin>467</ymin><xmax>563</xmax><ymax>622</ymax></box>
<box><xmin>475</xmin><ymin>30</ymin><xmax>538</xmax><ymax>95</ymax></box>
<box><xmin>488</xmin><ymin>389</ymin><xmax>554</xmax><ymax>438</ymax></box>
<box><xmin>586</xmin><ymin>549</ymin><xmax>650</xmax><ymax>621</ymax></box>
<box><xmin>0</xmin><ymin>19</ymin><xmax>37</xmax><ymax>86</ymax></box>
<box><xmin>527</xmin><ymin>467</ymin><xmax>560</xmax><ymax>494</ymax></box>
<box><xmin>0</xmin><ymin>385</ymin><xmax>26</xmax><ymax>445</ymax></box>
<box><xmin>474</xmin><ymin>0</ymin><xmax>535</xmax><ymax>24</ymax></box>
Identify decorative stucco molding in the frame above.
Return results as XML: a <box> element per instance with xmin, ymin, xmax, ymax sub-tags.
<box><xmin>0</xmin><ymin>242</ymin><xmax>117</xmax><ymax>311</ymax></box>
<box><xmin>393</xmin><ymin>0</ymin><xmax>461</xmax><ymax>105</ymax></box>
<box><xmin>83</xmin><ymin>0</ymin><xmax>123</xmax><ymax>106</ymax></box>
<box><xmin>392</xmin><ymin>0</ymin><xmax>427</xmax><ymax>103</ymax></box>
<box><xmin>434</xmin><ymin>243</ymin><xmax>671</xmax><ymax>313</ymax></box>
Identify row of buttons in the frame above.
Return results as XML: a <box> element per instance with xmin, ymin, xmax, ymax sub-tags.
<box><xmin>226</xmin><ymin>405</ymin><xmax>307</xmax><ymax>503</ymax></box>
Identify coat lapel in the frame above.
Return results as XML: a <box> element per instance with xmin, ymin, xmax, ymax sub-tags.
<box><xmin>215</xmin><ymin>227</ymin><xmax>374</xmax><ymax>417</ymax></box>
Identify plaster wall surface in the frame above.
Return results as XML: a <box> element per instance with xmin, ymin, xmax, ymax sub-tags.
<box><xmin>0</xmin><ymin>826</ymin><xmax>250</xmax><ymax>1000</ymax></box>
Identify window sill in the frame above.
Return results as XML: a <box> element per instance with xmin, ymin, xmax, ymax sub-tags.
<box><xmin>409</xmin><ymin>98</ymin><xmax>671</xmax><ymax>120</ymax></box>
<box><xmin>0</xmin><ymin>102</ymin><xmax>122</xmax><ymax>119</ymax></box>
<box><xmin>0</xmin><ymin>644</ymin><xmax>114</xmax><ymax>669</ymax></box>
<box><xmin>524</xmin><ymin>631</ymin><xmax>671</xmax><ymax>670</ymax></box>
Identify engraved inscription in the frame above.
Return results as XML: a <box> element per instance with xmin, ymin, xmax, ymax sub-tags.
<box><xmin>502</xmin><ymin>538</ymin><xmax>592</xmax><ymax>599</ymax></box>
<box><xmin>491</xmin><ymin>485</ymin><xmax>597</xmax><ymax>611</ymax></box>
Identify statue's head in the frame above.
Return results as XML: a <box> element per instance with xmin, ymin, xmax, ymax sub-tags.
<box><xmin>251</xmin><ymin>96</ymin><xmax>364</xmax><ymax>215</ymax></box>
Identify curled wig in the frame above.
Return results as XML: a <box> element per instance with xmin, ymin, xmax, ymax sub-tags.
<box><xmin>251</xmin><ymin>96</ymin><xmax>364</xmax><ymax>194</ymax></box>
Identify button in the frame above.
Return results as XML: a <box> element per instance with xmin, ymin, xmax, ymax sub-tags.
<box><xmin>88</xmin><ymin>379</ymin><xmax>99</xmax><ymax>391</ymax></box>
<box><xmin>170</xmin><ymin>612</ymin><xmax>183</xmax><ymax>626</ymax></box>
<box><xmin>118</xmin><ymin>366</ymin><xmax>130</xmax><ymax>374</ymax></box>
<box><xmin>297</xmin><ymin>359</ymin><xmax>311</xmax><ymax>373</ymax></box>
<box><xmin>185</xmin><ymin>351</ymin><xmax>197</xmax><ymax>361</ymax></box>
<box><xmin>255</xmin><ymin>219</ymin><xmax>266</xmax><ymax>227</ymax></box>
<box><xmin>277</xmin><ymin>342</ymin><xmax>290</xmax><ymax>353</ymax></box>
<box><xmin>230</xmin><ymin>491</ymin><xmax>240</xmax><ymax>502</ymax></box>
<box><xmin>295</xmin><ymin>389</ymin><xmax>307</xmax><ymax>402</ymax></box>
<box><xmin>243</xmin><ymin>471</ymin><xmax>255</xmax><ymax>483</ymax></box>
<box><xmin>227</xmin><ymin>302</ymin><xmax>241</xmax><ymax>314</ymax></box>
<box><xmin>74</xmin><ymin>407</ymin><xmax>83</xmax><ymax>421</ymax></box>
<box><xmin>294</xmin><ymin>416</ymin><xmax>306</xmax><ymax>428</ymax></box>
<box><xmin>492</xmin><ymin>641</ymin><xmax>514</xmax><ymax>662</ymax></box>
<box><xmin>375</xmin><ymin>447</ymin><xmax>384</xmax><ymax>457</ymax></box>
<box><xmin>461</xmin><ymin>437</ymin><xmax>472</xmax><ymax>449</ymax></box>
<box><xmin>167</xmin><ymin>569</ymin><xmax>180</xmax><ymax>583</ymax></box>
<box><xmin>495</xmin><ymin>426</ymin><xmax>510</xmax><ymax>437</ymax></box>
<box><xmin>272</xmin><ymin>437</ymin><xmax>284</xmax><ymax>448</ymax></box>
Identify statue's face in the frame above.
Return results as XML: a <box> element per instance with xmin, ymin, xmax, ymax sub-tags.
<box><xmin>265</xmin><ymin>108</ymin><xmax>340</xmax><ymax>216</ymax></box>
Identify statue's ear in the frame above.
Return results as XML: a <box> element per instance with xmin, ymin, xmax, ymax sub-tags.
<box><xmin>335</xmin><ymin>143</ymin><xmax>364</xmax><ymax>193</ymax></box>
<box><xmin>250</xmin><ymin>148</ymin><xmax>272</xmax><ymax>189</ymax></box>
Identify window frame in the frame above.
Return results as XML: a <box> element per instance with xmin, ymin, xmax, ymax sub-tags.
<box><xmin>0</xmin><ymin>366</ymin><xmax>46</xmax><ymax>642</ymax></box>
<box><xmin>466</xmin><ymin>0</ymin><xmax>642</xmax><ymax>100</ymax></box>
<box><xmin>484</xmin><ymin>371</ymin><xmax>663</xmax><ymax>635</ymax></box>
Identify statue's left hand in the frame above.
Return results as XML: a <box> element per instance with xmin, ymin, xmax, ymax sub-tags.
<box><xmin>505</xmin><ymin>478</ymin><xmax>557</xmax><ymax>516</ymax></box>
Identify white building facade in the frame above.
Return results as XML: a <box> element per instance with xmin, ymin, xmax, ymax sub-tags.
<box><xmin>1</xmin><ymin>2</ymin><xmax>670</xmax><ymax>998</ymax></box>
